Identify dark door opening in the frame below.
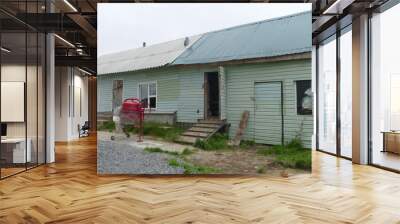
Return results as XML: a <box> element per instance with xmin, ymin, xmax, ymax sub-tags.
<box><xmin>204</xmin><ymin>72</ymin><xmax>220</xmax><ymax>119</ymax></box>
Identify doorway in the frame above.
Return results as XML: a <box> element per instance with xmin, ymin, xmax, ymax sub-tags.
<box><xmin>204</xmin><ymin>72</ymin><xmax>220</xmax><ymax>119</ymax></box>
<box><xmin>112</xmin><ymin>80</ymin><xmax>123</xmax><ymax>112</ymax></box>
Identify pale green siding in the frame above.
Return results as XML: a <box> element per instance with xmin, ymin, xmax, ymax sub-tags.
<box><xmin>97</xmin><ymin>59</ymin><xmax>312</xmax><ymax>147</ymax></box>
<box><xmin>225</xmin><ymin>59</ymin><xmax>313</xmax><ymax>147</ymax></box>
<box><xmin>97</xmin><ymin>67</ymin><xmax>207</xmax><ymax>123</ymax></box>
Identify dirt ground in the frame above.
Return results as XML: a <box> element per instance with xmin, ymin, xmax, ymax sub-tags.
<box><xmin>185</xmin><ymin>146</ymin><xmax>308</xmax><ymax>176</ymax></box>
<box><xmin>97</xmin><ymin>131</ymin><xmax>308</xmax><ymax>176</ymax></box>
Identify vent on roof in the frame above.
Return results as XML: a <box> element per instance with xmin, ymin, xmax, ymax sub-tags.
<box><xmin>143</xmin><ymin>42</ymin><xmax>146</xmax><ymax>47</ymax></box>
<box><xmin>184</xmin><ymin>37</ymin><xmax>189</xmax><ymax>47</ymax></box>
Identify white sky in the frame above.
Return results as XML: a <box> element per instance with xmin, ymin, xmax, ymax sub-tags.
<box><xmin>98</xmin><ymin>3</ymin><xmax>311</xmax><ymax>56</ymax></box>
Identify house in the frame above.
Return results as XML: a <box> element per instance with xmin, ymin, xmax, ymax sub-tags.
<box><xmin>97</xmin><ymin>12</ymin><xmax>312</xmax><ymax>147</ymax></box>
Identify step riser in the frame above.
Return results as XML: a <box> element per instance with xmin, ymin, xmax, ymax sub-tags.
<box><xmin>189</xmin><ymin>127</ymin><xmax>215</xmax><ymax>133</ymax></box>
<box><xmin>182</xmin><ymin>131</ymin><xmax>209</xmax><ymax>138</ymax></box>
<box><xmin>176</xmin><ymin>136</ymin><xmax>203</xmax><ymax>144</ymax></box>
<box><xmin>194</xmin><ymin>124</ymin><xmax>220</xmax><ymax>129</ymax></box>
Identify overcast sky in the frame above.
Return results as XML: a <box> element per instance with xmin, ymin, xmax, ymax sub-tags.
<box><xmin>98</xmin><ymin>3</ymin><xmax>311</xmax><ymax>56</ymax></box>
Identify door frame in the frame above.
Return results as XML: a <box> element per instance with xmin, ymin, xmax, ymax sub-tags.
<box><xmin>253</xmin><ymin>81</ymin><xmax>284</xmax><ymax>145</ymax></box>
<box><xmin>203</xmin><ymin>71</ymin><xmax>220</xmax><ymax>120</ymax></box>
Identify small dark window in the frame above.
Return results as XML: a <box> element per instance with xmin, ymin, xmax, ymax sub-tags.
<box><xmin>296</xmin><ymin>80</ymin><xmax>312</xmax><ymax>115</ymax></box>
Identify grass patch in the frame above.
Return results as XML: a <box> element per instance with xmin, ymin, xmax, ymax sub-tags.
<box><xmin>181</xmin><ymin>148</ymin><xmax>194</xmax><ymax>156</ymax></box>
<box><xmin>143</xmin><ymin>122</ymin><xmax>184</xmax><ymax>142</ymax></box>
<box><xmin>167</xmin><ymin>159</ymin><xmax>220</xmax><ymax>174</ymax></box>
<box><xmin>239</xmin><ymin>140</ymin><xmax>256</xmax><ymax>149</ymax></box>
<box><xmin>144</xmin><ymin>147</ymin><xmax>180</xmax><ymax>156</ymax></box>
<box><xmin>256</xmin><ymin>166</ymin><xmax>266</xmax><ymax>174</ymax></box>
<box><xmin>257</xmin><ymin>138</ymin><xmax>311</xmax><ymax>170</ymax></box>
<box><xmin>98</xmin><ymin>121</ymin><xmax>115</xmax><ymax>132</ymax></box>
<box><xmin>194</xmin><ymin>133</ymin><xmax>228</xmax><ymax>151</ymax></box>
<box><xmin>168</xmin><ymin>159</ymin><xmax>180</xmax><ymax>167</ymax></box>
<box><xmin>110</xmin><ymin>122</ymin><xmax>184</xmax><ymax>142</ymax></box>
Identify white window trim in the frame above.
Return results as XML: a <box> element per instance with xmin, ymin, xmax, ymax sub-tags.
<box><xmin>137</xmin><ymin>81</ymin><xmax>157</xmax><ymax>110</ymax></box>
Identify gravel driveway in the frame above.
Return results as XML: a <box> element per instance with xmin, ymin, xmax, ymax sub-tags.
<box><xmin>97</xmin><ymin>139</ymin><xmax>184</xmax><ymax>174</ymax></box>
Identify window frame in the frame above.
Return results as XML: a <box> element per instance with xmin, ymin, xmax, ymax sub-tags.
<box><xmin>295</xmin><ymin>79</ymin><xmax>313</xmax><ymax>116</ymax></box>
<box><xmin>137</xmin><ymin>81</ymin><xmax>157</xmax><ymax>110</ymax></box>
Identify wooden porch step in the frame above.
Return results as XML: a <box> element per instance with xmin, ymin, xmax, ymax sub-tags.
<box><xmin>193</xmin><ymin>123</ymin><xmax>221</xmax><ymax>129</ymax></box>
<box><xmin>188</xmin><ymin>127</ymin><xmax>216</xmax><ymax>133</ymax></box>
<box><xmin>176</xmin><ymin>136</ymin><xmax>205</xmax><ymax>144</ymax></box>
<box><xmin>198</xmin><ymin>119</ymin><xmax>224</xmax><ymax>125</ymax></box>
<box><xmin>181</xmin><ymin>131</ymin><xmax>209</xmax><ymax>138</ymax></box>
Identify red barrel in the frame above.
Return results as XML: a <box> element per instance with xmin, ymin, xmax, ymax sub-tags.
<box><xmin>121</xmin><ymin>98</ymin><xmax>144</xmax><ymax>113</ymax></box>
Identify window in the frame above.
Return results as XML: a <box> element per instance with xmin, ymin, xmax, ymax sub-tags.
<box><xmin>139</xmin><ymin>82</ymin><xmax>157</xmax><ymax>109</ymax></box>
<box><xmin>296</xmin><ymin>80</ymin><xmax>312</xmax><ymax>115</ymax></box>
<box><xmin>318</xmin><ymin>35</ymin><xmax>337</xmax><ymax>154</ymax></box>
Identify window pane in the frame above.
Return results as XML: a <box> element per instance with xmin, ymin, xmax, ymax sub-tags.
<box><xmin>296</xmin><ymin>80</ymin><xmax>312</xmax><ymax>115</ymax></box>
<box><xmin>371</xmin><ymin>4</ymin><xmax>400</xmax><ymax>171</ymax></box>
<box><xmin>318</xmin><ymin>35</ymin><xmax>337</xmax><ymax>154</ymax></box>
<box><xmin>139</xmin><ymin>84</ymin><xmax>148</xmax><ymax>107</ymax></box>
<box><xmin>1</xmin><ymin>30</ymin><xmax>27</xmax><ymax>177</ymax></box>
<box><xmin>340</xmin><ymin>27</ymin><xmax>352</xmax><ymax>158</ymax></box>
<box><xmin>149</xmin><ymin>83</ymin><xmax>156</xmax><ymax>96</ymax></box>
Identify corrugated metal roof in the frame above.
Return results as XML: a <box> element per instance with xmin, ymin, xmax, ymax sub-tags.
<box><xmin>98</xmin><ymin>11</ymin><xmax>311</xmax><ymax>75</ymax></box>
<box><xmin>98</xmin><ymin>35</ymin><xmax>202</xmax><ymax>75</ymax></box>
<box><xmin>172</xmin><ymin>12</ymin><xmax>311</xmax><ymax>65</ymax></box>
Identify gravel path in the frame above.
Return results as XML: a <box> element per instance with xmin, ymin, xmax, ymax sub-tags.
<box><xmin>98</xmin><ymin>139</ymin><xmax>184</xmax><ymax>174</ymax></box>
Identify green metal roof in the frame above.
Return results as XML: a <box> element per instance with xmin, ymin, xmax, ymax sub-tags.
<box><xmin>172</xmin><ymin>11</ymin><xmax>311</xmax><ymax>65</ymax></box>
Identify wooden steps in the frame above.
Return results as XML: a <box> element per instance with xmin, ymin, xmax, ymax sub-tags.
<box><xmin>176</xmin><ymin>119</ymin><xmax>225</xmax><ymax>144</ymax></box>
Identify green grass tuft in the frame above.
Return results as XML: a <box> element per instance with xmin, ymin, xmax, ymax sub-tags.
<box><xmin>98</xmin><ymin>121</ymin><xmax>116</xmax><ymax>132</ymax></box>
<box><xmin>168</xmin><ymin>159</ymin><xmax>180</xmax><ymax>167</ymax></box>
<box><xmin>167</xmin><ymin>159</ymin><xmax>220</xmax><ymax>174</ymax></box>
<box><xmin>257</xmin><ymin>138</ymin><xmax>311</xmax><ymax>170</ymax></box>
<box><xmin>144</xmin><ymin>147</ymin><xmax>180</xmax><ymax>156</ymax></box>
<box><xmin>194</xmin><ymin>133</ymin><xmax>228</xmax><ymax>151</ymax></box>
<box><xmin>240</xmin><ymin>140</ymin><xmax>256</xmax><ymax>149</ymax></box>
<box><xmin>256</xmin><ymin>166</ymin><xmax>266</xmax><ymax>174</ymax></box>
<box><xmin>181</xmin><ymin>148</ymin><xmax>194</xmax><ymax>156</ymax></box>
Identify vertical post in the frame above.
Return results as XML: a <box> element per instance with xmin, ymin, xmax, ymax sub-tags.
<box><xmin>352</xmin><ymin>14</ymin><xmax>369</xmax><ymax>164</ymax></box>
<box><xmin>46</xmin><ymin>0</ymin><xmax>56</xmax><ymax>163</ymax></box>
<box><xmin>336</xmin><ymin>29</ymin><xmax>341</xmax><ymax>156</ymax></box>
<box><xmin>281</xmin><ymin>81</ymin><xmax>284</xmax><ymax>146</ymax></box>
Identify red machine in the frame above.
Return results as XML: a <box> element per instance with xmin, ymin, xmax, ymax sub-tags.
<box><xmin>120</xmin><ymin>98</ymin><xmax>145</xmax><ymax>142</ymax></box>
